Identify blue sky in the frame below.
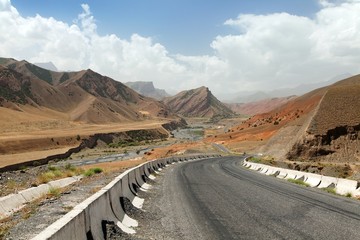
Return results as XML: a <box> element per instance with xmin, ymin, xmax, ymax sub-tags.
<box><xmin>1</xmin><ymin>0</ymin><xmax>360</xmax><ymax>98</ymax></box>
<box><xmin>12</xmin><ymin>0</ymin><xmax>321</xmax><ymax>55</ymax></box>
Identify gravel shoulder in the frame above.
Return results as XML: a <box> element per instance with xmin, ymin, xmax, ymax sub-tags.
<box><xmin>3</xmin><ymin>170</ymin><xmax>126</xmax><ymax>240</ymax></box>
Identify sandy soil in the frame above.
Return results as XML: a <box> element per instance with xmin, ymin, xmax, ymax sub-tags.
<box><xmin>0</xmin><ymin>106</ymin><xmax>169</xmax><ymax>168</ymax></box>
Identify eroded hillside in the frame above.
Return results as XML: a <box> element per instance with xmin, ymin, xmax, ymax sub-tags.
<box><xmin>163</xmin><ymin>86</ymin><xmax>235</xmax><ymax>118</ymax></box>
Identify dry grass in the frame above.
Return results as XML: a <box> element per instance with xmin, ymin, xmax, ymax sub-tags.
<box><xmin>0</xmin><ymin>217</ymin><xmax>15</xmax><ymax>239</ymax></box>
<box><xmin>34</xmin><ymin>164</ymin><xmax>82</xmax><ymax>185</ymax></box>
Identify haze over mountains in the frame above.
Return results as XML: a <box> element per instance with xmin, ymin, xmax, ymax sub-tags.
<box><xmin>222</xmin><ymin>73</ymin><xmax>352</xmax><ymax>103</ymax></box>
<box><xmin>227</xmin><ymin>96</ymin><xmax>297</xmax><ymax>116</ymax></box>
<box><xmin>125</xmin><ymin>81</ymin><xmax>170</xmax><ymax>100</ymax></box>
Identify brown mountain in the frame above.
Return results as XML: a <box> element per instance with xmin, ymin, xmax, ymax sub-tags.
<box><xmin>0</xmin><ymin>57</ymin><xmax>171</xmax><ymax>124</ymax></box>
<box><xmin>208</xmin><ymin>74</ymin><xmax>360</xmax><ymax>164</ymax></box>
<box><xmin>163</xmin><ymin>86</ymin><xmax>235</xmax><ymax>118</ymax></box>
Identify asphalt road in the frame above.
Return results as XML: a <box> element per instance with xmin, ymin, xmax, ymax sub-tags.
<box><xmin>136</xmin><ymin>156</ymin><xmax>360</xmax><ymax>240</ymax></box>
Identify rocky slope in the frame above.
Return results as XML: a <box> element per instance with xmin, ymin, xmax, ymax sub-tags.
<box><xmin>208</xmin><ymin>75</ymin><xmax>360</xmax><ymax>164</ymax></box>
<box><xmin>163</xmin><ymin>86</ymin><xmax>235</xmax><ymax>118</ymax></box>
<box><xmin>286</xmin><ymin>75</ymin><xmax>360</xmax><ymax>162</ymax></box>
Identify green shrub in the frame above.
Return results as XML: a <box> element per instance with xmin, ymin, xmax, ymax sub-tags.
<box><xmin>287</xmin><ymin>179</ymin><xmax>310</xmax><ymax>187</ymax></box>
<box><xmin>64</xmin><ymin>163</ymin><xmax>76</xmax><ymax>171</ymax></box>
<box><xmin>48</xmin><ymin>187</ymin><xmax>61</xmax><ymax>197</ymax></box>
<box><xmin>48</xmin><ymin>165</ymin><xmax>58</xmax><ymax>171</ymax></box>
<box><xmin>92</xmin><ymin>167</ymin><xmax>103</xmax><ymax>174</ymax></box>
<box><xmin>322</xmin><ymin>187</ymin><xmax>336</xmax><ymax>194</ymax></box>
<box><xmin>84</xmin><ymin>167</ymin><xmax>103</xmax><ymax>177</ymax></box>
<box><xmin>345</xmin><ymin>192</ymin><xmax>353</xmax><ymax>198</ymax></box>
<box><xmin>52</xmin><ymin>169</ymin><xmax>63</xmax><ymax>177</ymax></box>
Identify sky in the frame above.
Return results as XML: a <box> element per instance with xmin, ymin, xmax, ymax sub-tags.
<box><xmin>1</xmin><ymin>0</ymin><xmax>360</xmax><ymax>98</ymax></box>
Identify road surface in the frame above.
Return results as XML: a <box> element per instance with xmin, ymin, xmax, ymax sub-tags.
<box><xmin>134</xmin><ymin>156</ymin><xmax>360</xmax><ymax>239</ymax></box>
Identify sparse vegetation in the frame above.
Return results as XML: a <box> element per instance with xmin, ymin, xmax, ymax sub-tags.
<box><xmin>84</xmin><ymin>167</ymin><xmax>103</xmax><ymax>177</ymax></box>
<box><xmin>0</xmin><ymin>219</ymin><xmax>12</xmax><ymax>239</ymax></box>
<box><xmin>287</xmin><ymin>179</ymin><xmax>310</xmax><ymax>187</ymax></box>
<box><xmin>345</xmin><ymin>192</ymin><xmax>353</xmax><ymax>198</ymax></box>
<box><xmin>48</xmin><ymin>187</ymin><xmax>61</xmax><ymax>198</ymax></box>
<box><xmin>36</xmin><ymin>164</ymin><xmax>81</xmax><ymax>184</ymax></box>
<box><xmin>248</xmin><ymin>156</ymin><xmax>262</xmax><ymax>163</ymax></box>
<box><xmin>322</xmin><ymin>187</ymin><xmax>336</xmax><ymax>194</ymax></box>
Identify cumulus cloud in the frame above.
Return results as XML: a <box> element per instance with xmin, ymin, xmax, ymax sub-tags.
<box><xmin>1</xmin><ymin>0</ymin><xmax>360</xmax><ymax>98</ymax></box>
<box><xmin>208</xmin><ymin>0</ymin><xmax>360</xmax><ymax>93</ymax></box>
<box><xmin>0</xmin><ymin>0</ymin><xmax>189</xmax><ymax>92</ymax></box>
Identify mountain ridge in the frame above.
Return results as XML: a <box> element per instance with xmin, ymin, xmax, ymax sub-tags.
<box><xmin>163</xmin><ymin>86</ymin><xmax>235</xmax><ymax>118</ymax></box>
<box><xmin>0</xmin><ymin>57</ymin><xmax>172</xmax><ymax>124</ymax></box>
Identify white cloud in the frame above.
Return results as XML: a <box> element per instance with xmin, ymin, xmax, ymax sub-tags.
<box><xmin>1</xmin><ymin>0</ymin><xmax>360</xmax><ymax>98</ymax></box>
<box><xmin>208</xmin><ymin>0</ymin><xmax>360</xmax><ymax>93</ymax></box>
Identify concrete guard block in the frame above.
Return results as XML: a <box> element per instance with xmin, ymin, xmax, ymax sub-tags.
<box><xmin>19</xmin><ymin>184</ymin><xmax>50</xmax><ymax>202</ymax></box>
<box><xmin>265</xmin><ymin>167</ymin><xmax>279</xmax><ymax>176</ymax></box>
<box><xmin>31</xmin><ymin>208</ymin><xmax>86</xmax><ymax>240</ymax></box>
<box><xmin>303</xmin><ymin>172</ymin><xmax>321</xmax><ymax>187</ymax></box>
<box><xmin>0</xmin><ymin>193</ymin><xmax>27</xmax><ymax>217</ymax></box>
<box><xmin>284</xmin><ymin>169</ymin><xmax>298</xmax><ymax>180</ymax></box>
<box><xmin>48</xmin><ymin>177</ymin><xmax>78</xmax><ymax>189</ymax></box>
<box><xmin>276</xmin><ymin>171</ymin><xmax>288</xmax><ymax>179</ymax></box>
<box><xmin>260</xmin><ymin>167</ymin><xmax>268</xmax><ymax>174</ymax></box>
<box><xmin>318</xmin><ymin>176</ymin><xmax>338</xmax><ymax>189</ymax></box>
<box><xmin>335</xmin><ymin>178</ymin><xmax>358</xmax><ymax>195</ymax></box>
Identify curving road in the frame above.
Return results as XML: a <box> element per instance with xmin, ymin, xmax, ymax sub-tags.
<box><xmin>136</xmin><ymin>156</ymin><xmax>360</xmax><ymax>239</ymax></box>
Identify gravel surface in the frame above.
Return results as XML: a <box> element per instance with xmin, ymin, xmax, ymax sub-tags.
<box><xmin>4</xmin><ymin>171</ymin><xmax>124</xmax><ymax>240</ymax></box>
<box><xmin>3</xmin><ymin>162</ymin><xmax>187</xmax><ymax>240</ymax></box>
<box><xmin>100</xmin><ymin>165</ymin><xmax>183</xmax><ymax>240</ymax></box>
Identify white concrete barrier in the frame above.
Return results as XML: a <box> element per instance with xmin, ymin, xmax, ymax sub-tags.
<box><xmin>260</xmin><ymin>167</ymin><xmax>269</xmax><ymax>174</ymax></box>
<box><xmin>335</xmin><ymin>178</ymin><xmax>358</xmax><ymax>195</ymax></box>
<box><xmin>32</xmin><ymin>154</ymin><xmax>220</xmax><ymax>239</ymax></box>
<box><xmin>121</xmin><ymin>170</ymin><xmax>144</xmax><ymax>209</ymax></box>
<box><xmin>20</xmin><ymin>184</ymin><xmax>51</xmax><ymax>202</ymax></box>
<box><xmin>284</xmin><ymin>169</ymin><xmax>298</xmax><ymax>180</ymax></box>
<box><xmin>303</xmin><ymin>172</ymin><xmax>321</xmax><ymax>187</ymax></box>
<box><xmin>32</xmin><ymin>207</ymin><xmax>87</xmax><ymax>240</ymax></box>
<box><xmin>265</xmin><ymin>167</ymin><xmax>279</xmax><ymax>176</ymax></box>
<box><xmin>0</xmin><ymin>176</ymin><xmax>81</xmax><ymax>219</ymax></box>
<box><xmin>244</xmin><ymin>158</ymin><xmax>360</xmax><ymax>198</ymax></box>
<box><xmin>47</xmin><ymin>176</ymin><xmax>80</xmax><ymax>189</ymax></box>
<box><xmin>276</xmin><ymin>171</ymin><xmax>288</xmax><ymax>179</ymax></box>
<box><xmin>0</xmin><ymin>193</ymin><xmax>27</xmax><ymax>217</ymax></box>
<box><xmin>249</xmin><ymin>163</ymin><xmax>262</xmax><ymax>171</ymax></box>
<box><xmin>318</xmin><ymin>176</ymin><xmax>338</xmax><ymax>189</ymax></box>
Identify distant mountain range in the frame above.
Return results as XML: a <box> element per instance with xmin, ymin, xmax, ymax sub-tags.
<box><xmin>226</xmin><ymin>96</ymin><xmax>297</xmax><ymax>116</ymax></box>
<box><xmin>125</xmin><ymin>81</ymin><xmax>170</xmax><ymax>100</ymax></box>
<box><xmin>163</xmin><ymin>86</ymin><xmax>235</xmax><ymax>118</ymax></box>
<box><xmin>34</xmin><ymin>62</ymin><xmax>58</xmax><ymax>72</ymax></box>
<box><xmin>221</xmin><ymin>73</ymin><xmax>352</xmax><ymax>103</ymax></box>
<box><xmin>0</xmin><ymin>57</ymin><xmax>171</xmax><ymax>124</ymax></box>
